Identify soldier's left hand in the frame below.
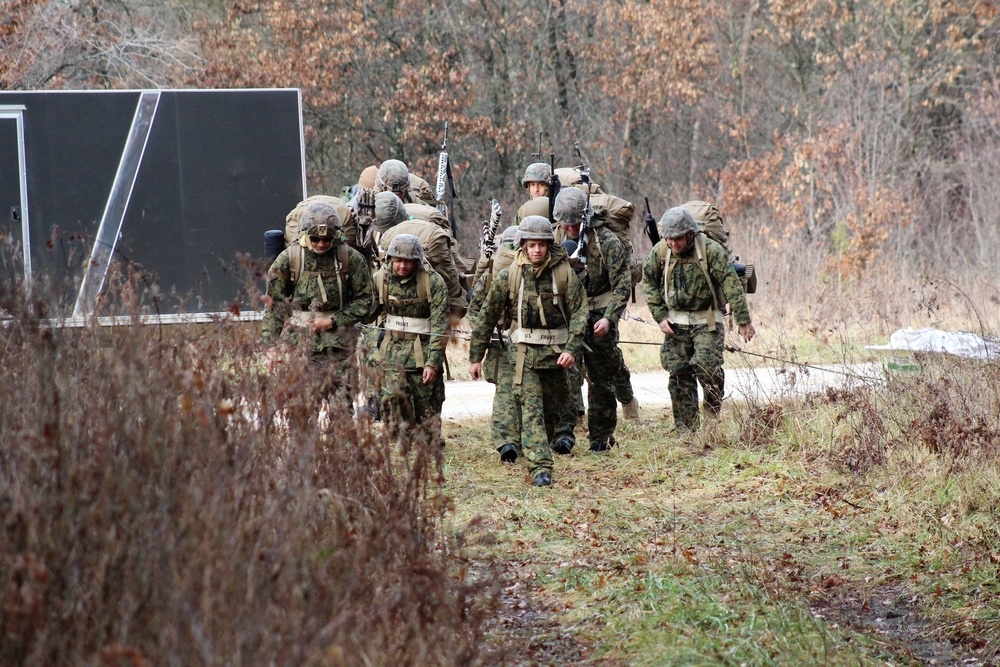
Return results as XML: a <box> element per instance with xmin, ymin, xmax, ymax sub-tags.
<box><xmin>739</xmin><ymin>322</ymin><xmax>756</xmax><ymax>343</ymax></box>
<box><xmin>557</xmin><ymin>351</ymin><xmax>576</xmax><ymax>369</ymax></box>
<box><xmin>593</xmin><ymin>317</ymin><xmax>611</xmax><ymax>338</ymax></box>
<box><xmin>422</xmin><ymin>366</ymin><xmax>438</xmax><ymax>385</ymax></box>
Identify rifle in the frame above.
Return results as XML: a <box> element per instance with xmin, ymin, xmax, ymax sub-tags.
<box><xmin>531</xmin><ymin>130</ymin><xmax>542</xmax><ymax>162</ymax></box>
<box><xmin>546</xmin><ymin>152</ymin><xmax>561</xmax><ymax>225</ymax></box>
<box><xmin>481</xmin><ymin>199</ymin><xmax>503</xmax><ymax>260</ymax></box>
<box><xmin>643</xmin><ymin>195</ymin><xmax>659</xmax><ymax>245</ymax></box>
<box><xmin>573</xmin><ymin>141</ymin><xmax>587</xmax><ymax>172</ymax></box>
<box><xmin>435</xmin><ymin>121</ymin><xmax>457</xmax><ymax>235</ymax></box>
<box><xmin>354</xmin><ymin>187</ymin><xmax>378</xmax><ymax>260</ymax></box>
<box><xmin>569</xmin><ymin>168</ymin><xmax>593</xmax><ymax>266</ymax></box>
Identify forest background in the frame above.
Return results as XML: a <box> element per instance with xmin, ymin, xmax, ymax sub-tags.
<box><xmin>4</xmin><ymin>0</ymin><xmax>999</xmax><ymax>329</ymax></box>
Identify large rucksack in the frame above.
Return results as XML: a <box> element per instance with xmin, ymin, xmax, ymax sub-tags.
<box><xmin>285</xmin><ymin>195</ymin><xmax>359</xmax><ymax>248</ymax></box>
<box><xmin>680</xmin><ymin>200</ymin><xmax>756</xmax><ymax>294</ymax></box>
<box><xmin>553</xmin><ymin>167</ymin><xmax>635</xmax><ymax>253</ymax></box>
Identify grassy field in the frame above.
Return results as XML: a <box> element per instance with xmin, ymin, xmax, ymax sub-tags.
<box><xmin>441</xmin><ymin>353</ymin><xmax>1000</xmax><ymax>665</ymax></box>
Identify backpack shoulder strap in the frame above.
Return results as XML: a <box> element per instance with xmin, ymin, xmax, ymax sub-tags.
<box><xmin>373</xmin><ymin>267</ymin><xmax>388</xmax><ymax>305</ymax></box>
<box><xmin>289</xmin><ymin>242</ymin><xmax>304</xmax><ymax>285</ymax></box>
<box><xmin>507</xmin><ymin>261</ymin><xmax>522</xmax><ymax>303</ymax></box>
<box><xmin>417</xmin><ymin>264</ymin><xmax>431</xmax><ymax>304</ymax></box>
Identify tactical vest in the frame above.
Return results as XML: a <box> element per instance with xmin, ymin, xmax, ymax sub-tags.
<box><xmin>506</xmin><ymin>256</ymin><xmax>574</xmax><ymax>384</ymax></box>
<box><xmin>287</xmin><ymin>241</ymin><xmax>352</xmax><ymax>310</ymax></box>
<box><xmin>655</xmin><ymin>234</ymin><xmax>726</xmax><ymax>329</ymax></box>
<box><xmin>372</xmin><ymin>264</ymin><xmax>434</xmax><ymax>367</ymax></box>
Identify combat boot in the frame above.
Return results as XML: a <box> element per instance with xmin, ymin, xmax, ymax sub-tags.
<box><xmin>621</xmin><ymin>397</ymin><xmax>640</xmax><ymax>421</ymax></box>
<box><xmin>589</xmin><ymin>435</ymin><xmax>617</xmax><ymax>453</ymax></box>
<box><xmin>551</xmin><ymin>435</ymin><xmax>574</xmax><ymax>455</ymax></box>
<box><xmin>532</xmin><ymin>471</ymin><xmax>552</xmax><ymax>487</ymax></box>
<box><xmin>498</xmin><ymin>443</ymin><xmax>518</xmax><ymax>463</ymax></box>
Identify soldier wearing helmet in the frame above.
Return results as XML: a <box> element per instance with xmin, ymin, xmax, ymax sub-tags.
<box><xmin>642</xmin><ymin>206</ymin><xmax>755</xmax><ymax>434</ymax></box>
<box><xmin>513</xmin><ymin>162</ymin><xmax>553</xmax><ymax>227</ymax></box>
<box><xmin>373</xmin><ymin>191</ymin><xmax>468</xmax><ymax>318</ymax></box>
<box><xmin>263</xmin><ymin>200</ymin><xmax>375</xmax><ymax>411</ymax></box>
<box><xmin>548</xmin><ymin>187</ymin><xmax>634</xmax><ymax>454</ymax></box>
<box><xmin>466</xmin><ymin>224</ymin><xmax>523</xmax><ymax>465</ymax></box>
<box><xmin>373</xmin><ymin>159</ymin><xmax>440</xmax><ymax>208</ymax></box>
<box><xmin>521</xmin><ymin>162</ymin><xmax>552</xmax><ymax>199</ymax></box>
<box><xmin>371</xmin><ymin>233</ymin><xmax>450</xmax><ymax>448</ymax></box>
<box><xmin>468</xmin><ymin>216</ymin><xmax>587</xmax><ymax>487</ymax></box>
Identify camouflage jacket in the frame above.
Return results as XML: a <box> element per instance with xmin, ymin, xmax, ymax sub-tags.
<box><xmin>642</xmin><ymin>235</ymin><xmax>751</xmax><ymax>326</ymax></box>
<box><xmin>373</xmin><ymin>264</ymin><xmax>449</xmax><ymax>371</ymax></box>
<box><xmin>554</xmin><ymin>224</ymin><xmax>631</xmax><ymax>322</ymax></box>
<box><xmin>263</xmin><ymin>242</ymin><xmax>374</xmax><ymax>351</ymax></box>
<box><xmin>470</xmin><ymin>247</ymin><xmax>587</xmax><ymax>369</ymax></box>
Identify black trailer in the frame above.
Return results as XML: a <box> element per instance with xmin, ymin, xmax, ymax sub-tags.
<box><xmin>0</xmin><ymin>89</ymin><xmax>305</xmax><ymax>320</ymax></box>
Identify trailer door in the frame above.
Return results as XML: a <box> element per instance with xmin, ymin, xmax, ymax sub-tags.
<box><xmin>0</xmin><ymin>106</ymin><xmax>30</xmax><ymax>294</ymax></box>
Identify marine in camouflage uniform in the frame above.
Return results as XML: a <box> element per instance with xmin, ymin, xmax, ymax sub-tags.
<box><xmin>513</xmin><ymin>163</ymin><xmax>551</xmax><ymax>225</ymax></box>
<box><xmin>263</xmin><ymin>201</ymin><xmax>374</xmax><ymax>410</ymax></box>
<box><xmin>469</xmin><ymin>216</ymin><xmax>587</xmax><ymax>487</ymax></box>
<box><xmin>373</xmin><ymin>159</ymin><xmax>438</xmax><ymax>208</ymax></box>
<box><xmin>467</xmin><ymin>226</ymin><xmax>521</xmax><ymax>463</ymax></box>
<box><xmin>372</xmin><ymin>234</ymin><xmax>450</xmax><ymax>447</ymax></box>
<box><xmin>551</xmin><ymin>187</ymin><xmax>633</xmax><ymax>453</ymax></box>
<box><xmin>642</xmin><ymin>207</ymin><xmax>755</xmax><ymax>432</ymax></box>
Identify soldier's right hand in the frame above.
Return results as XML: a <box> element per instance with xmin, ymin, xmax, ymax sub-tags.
<box><xmin>469</xmin><ymin>362</ymin><xmax>483</xmax><ymax>381</ymax></box>
<box><xmin>659</xmin><ymin>319</ymin><xmax>676</xmax><ymax>336</ymax></box>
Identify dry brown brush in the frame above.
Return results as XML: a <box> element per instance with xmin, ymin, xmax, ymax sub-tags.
<box><xmin>0</xmin><ymin>282</ymin><xmax>496</xmax><ymax>666</ymax></box>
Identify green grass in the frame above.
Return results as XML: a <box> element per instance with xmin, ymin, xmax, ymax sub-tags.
<box><xmin>441</xmin><ymin>385</ymin><xmax>1000</xmax><ymax>665</ymax></box>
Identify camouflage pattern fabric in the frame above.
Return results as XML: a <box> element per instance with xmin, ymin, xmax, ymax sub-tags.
<box><xmin>612</xmin><ymin>355</ymin><xmax>635</xmax><ymax>404</ymax></box>
<box><xmin>469</xmin><ymin>245</ymin><xmax>587</xmax><ymax>476</ymax></box>
<box><xmin>468</xmin><ymin>270</ymin><xmax>519</xmax><ymax>450</ymax></box>
<box><xmin>552</xmin><ymin>224</ymin><xmax>632</xmax><ymax>448</ymax></box>
<box><xmin>263</xmin><ymin>239</ymin><xmax>374</xmax><ymax>353</ymax></box>
<box><xmin>643</xmin><ymin>235</ymin><xmax>750</xmax><ymax>325</ymax></box>
<box><xmin>643</xmin><ymin>234</ymin><xmax>751</xmax><ymax>430</ymax></box>
<box><xmin>373</xmin><ymin>264</ymin><xmax>450</xmax><ymax>438</ymax></box>
<box><xmin>377</xmin><ymin>219</ymin><xmax>468</xmax><ymax>315</ymax></box>
<box><xmin>312</xmin><ymin>346</ymin><xmax>359</xmax><ymax>414</ymax></box>
<box><xmin>510</xmin><ymin>366</ymin><xmax>570</xmax><ymax>474</ymax></box>
<box><xmin>659</xmin><ymin>323</ymin><xmax>725</xmax><ymax>430</ymax></box>
<box><xmin>553</xmin><ymin>361</ymin><xmax>585</xmax><ymax>446</ymax></box>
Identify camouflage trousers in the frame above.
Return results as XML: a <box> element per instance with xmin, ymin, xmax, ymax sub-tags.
<box><xmin>554</xmin><ymin>314</ymin><xmax>628</xmax><ymax>448</ymax></box>
<box><xmin>553</xmin><ymin>353</ymin><xmax>583</xmax><ymax>445</ymax></box>
<box><xmin>660</xmin><ymin>323</ymin><xmax>725</xmax><ymax>431</ymax></box>
<box><xmin>612</xmin><ymin>354</ymin><xmax>635</xmax><ymax>404</ymax></box>
<box><xmin>484</xmin><ymin>343</ymin><xmax>519</xmax><ymax>451</ymax></box>
<box><xmin>313</xmin><ymin>346</ymin><xmax>358</xmax><ymax>416</ymax></box>
<box><xmin>511</xmin><ymin>366</ymin><xmax>569</xmax><ymax>476</ymax></box>
<box><xmin>380</xmin><ymin>368</ymin><xmax>446</xmax><ymax>446</ymax></box>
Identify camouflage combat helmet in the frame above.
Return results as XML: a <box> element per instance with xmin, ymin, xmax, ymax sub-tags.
<box><xmin>358</xmin><ymin>165</ymin><xmax>379</xmax><ymax>189</ymax></box>
<box><xmin>658</xmin><ymin>207</ymin><xmax>698</xmax><ymax>239</ymax></box>
<box><xmin>516</xmin><ymin>215</ymin><xmax>555</xmax><ymax>245</ymax></box>
<box><xmin>299</xmin><ymin>200</ymin><xmax>342</xmax><ymax>236</ymax></box>
<box><xmin>499</xmin><ymin>225</ymin><xmax>520</xmax><ymax>245</ymax></box>
<box><xmin>375</xmin><ymin>159</ymin><xmax>410</xmax><ymax>194</ymax></box>
<box><xmin>552</xmin><ymin>187</ymin><xmax>588</xmax><ymax>225</ymax></box>
<box><xmin>385</xmin><ymin>233</ymin><xmax>424</xmax><ymax>263</ymax></box>
<box><xmin>373</xmin><ymin>191</ymin><xmax>408</xmax><ymax>232</ymax></box>
<box><xmin>521</xmin><ymin>162</ymin><xmax>552</xmax><ymax>188</ymax></box>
